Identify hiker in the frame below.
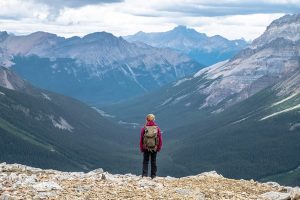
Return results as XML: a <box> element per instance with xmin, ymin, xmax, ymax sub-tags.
<box><xmin>140</xmin><ymin>114</ymin><xmax>162</xmax><ymax>179</ymax></box>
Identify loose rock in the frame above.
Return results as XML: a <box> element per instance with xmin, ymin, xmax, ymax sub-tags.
<box><xmin>0</xmin><ymin>162</ymin><xmax>297</xmax><ymax>200</ymax></box>
<box><xmin>259</xmin><ymin>191</ymin><xmax>290</xmax><ymax>200</ymax></box>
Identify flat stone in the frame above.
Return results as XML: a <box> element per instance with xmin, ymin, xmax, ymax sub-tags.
<box><xmin>165</xmin><ymin>176</ymin><xmax>176</xmax><ymax>181</ymax></box>
<box><xmin>87</xmin><ymin>168</ymin><xmax>104</xmax><ymax>174</ymax></box>
<box><xmin>176</xmin><ymin>189</ymin><xmax>192</xmax><ymax>196</ymax></box>
<box><xmin>197</xmin><ymin>192</ymin><xmax>206</xmax><ymax>200</ymax></box>
<box><xmin>199</xmin><ymin>171</ymin><xmax>223</xmax><ymax>178</ymax></box>
<box><xmin>32</xmin><ymin>181</ymin><xmax>62</xmax><ymax>192</ymax></box>
<box><xmin>0</xmin><ymin>194</ymin><xmax>16</xmax><ymax>200</ymax></box>
<box><xmin>138</xmin><ymin>179</ymin><xmax>163</xmax><ymax>189</ymax></box>
<box><xmin>265</xmin><ymin>182</ymin><xmax>281</xmax><ymax>188</ymax></box>
<box><xmin>34</xmin><ymin>191</ymin><xmax>59</xmax><ymax>199</ymax></box>
<box><xmin>260</xmin><ymin>191</ymin><xmax>290</xmax><ymax>200</ymax></box>
<box><xmin>290</xmin><ymin>187</ymin><xmax>300</xmax><ymax>200</ymax></box>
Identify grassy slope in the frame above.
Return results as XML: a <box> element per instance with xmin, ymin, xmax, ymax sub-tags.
<box><xmin>0</xmin><ymin>86</ymin><xmax>141</xmax><ymax>174</ymax></box>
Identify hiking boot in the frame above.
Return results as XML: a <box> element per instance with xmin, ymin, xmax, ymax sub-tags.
<box><xmin>151</xmin><ymin>175</ymin><xmax>156</xmax><ymax>179</ymax></box>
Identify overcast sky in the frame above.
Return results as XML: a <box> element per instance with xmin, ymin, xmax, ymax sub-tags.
<box><xmin>0</xmin><ymin>0</ymin><xmax>299</xmax><ymax>40</ymax></box>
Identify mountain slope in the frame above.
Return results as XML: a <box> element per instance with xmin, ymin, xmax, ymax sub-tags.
<box><xmin>125</xmin><ymin>25</ymin><xmax>248</xmax><ymax>66</ymax></box>
<box><xmin>0</xmin><ymin>66</ymin><xmax>140</xmax><ymax>173</ymax></box>
<box><xmin>0</xmin><ymin>31</ymin><xmax>202</xmax><ymax>104</ymax></box>
<box><xmin>102</xmin><ymin>14</ymin><xmax>300</xmax><ymax>185</ymax></box>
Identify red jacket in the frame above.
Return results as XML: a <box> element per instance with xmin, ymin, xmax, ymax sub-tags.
<box><xmin>140</xmin><ymin>121</ymin><xmax>162</xmax><ymax>152</ymax></box>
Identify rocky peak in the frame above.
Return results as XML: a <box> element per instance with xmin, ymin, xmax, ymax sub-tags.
<box><xmin>171</xmin><ymin>25</ymin><xmax>206</xmax><ymax>38</ymax></box>
<box><xmin>82</xmin><ymin>32</ymin><xmax>121</xmax><ymax>43</ymax></box>
<box><xmin>268</xmin><ymin>14</ymin><xmax>300</xmax><ymax>29</ymax></box>
<box><xmin>28</xmin><ymin>31</ymin><xmax>58</xmax><ymax>40</ymax></box>
<box><xmin>251</xmin><ymin>14</ymin><xmax>300</xmax><ymax>49</ymax></box>
<box><xmin>173</xmin><ymin>25</ymin><xmax>189</xmax><ymax>32</ymax></box>
<box><xmin>1</xmin><ymin>162</ymin><xmax>300</xmax><ymax>199</ymax></box>
<box><xmin>0</xmin><ymin>31</ymin><xmax>9</xmax><ymax>42</ymax></box>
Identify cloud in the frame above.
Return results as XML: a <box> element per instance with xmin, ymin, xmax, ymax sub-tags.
<box><xmin>127</xmin><ymin>0</ymin><xmax>300</xmax><ymax>17</ymax></box>
<box><xmin>34</xmin><ymin>0</ymin><xmax>124</xmax><ymax>8</ymax></box>
<box><xmin>0</xmin><ymin>0</ymin><xmax>49</xmax><ymax>20</ymax></box>
<box><xmin>0</xmin><ymin>0</ymin><xmax>298</xmax><ymax>41</ymax></box>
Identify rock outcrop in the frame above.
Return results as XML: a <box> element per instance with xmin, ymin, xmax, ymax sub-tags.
<box><xmin>0</xmin><ymin>163</ymin><xmax>299</xmax><ymax>200</ymax></box>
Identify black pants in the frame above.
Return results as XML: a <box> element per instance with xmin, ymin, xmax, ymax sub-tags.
<box><xmin>142</xmin><ymin>150</ymin><xmax>157</xmax><ymax>177</ymax></box>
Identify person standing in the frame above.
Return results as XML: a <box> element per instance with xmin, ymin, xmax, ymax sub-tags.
<box><xmin>140</xmin><ymin>114</ymin><xmax>162</xmax><ymax>179</ymax></box>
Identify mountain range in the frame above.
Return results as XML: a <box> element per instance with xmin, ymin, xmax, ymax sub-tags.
<box><xmin>0</xmin><ymin>13</ymin><xmax>299</xmax><ymax>186</ymax></box>
<box><xmin>0</xmin><ymin>31</ymin><xmax>202</xmax><ymax>105</ymax></box>
<box><xmin>125</xmin><ymin>25</ymin><xmax>248</xmax><ymax>66</ymax></box>
<box><xmin>103</xmin><ymin>14</ymin><xmax>300</xmax><ymax>185</ymax></box>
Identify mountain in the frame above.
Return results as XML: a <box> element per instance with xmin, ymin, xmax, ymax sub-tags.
<box><xmin>0</xmin><ymin>66</ymin><xmax>141</xmax><ymax>174</ymax></box>
<box><xmin>125</xmin><ymin>25</ymin><xmax>248</xmax><ymax>66</ymax></box>
<box><xmin>0</xmin><ymin>31</ymin><xmax>202</xmax><ymax>105</ymax></box>
<box><xmin>2</xmin><ymin>163</ymin><xmax>300</xmax><ymax>200</ymax></box>
<box><xmin>102</xmin><ymin>14</ymin><xmax>300</xmax><ymax>185</ymax></box>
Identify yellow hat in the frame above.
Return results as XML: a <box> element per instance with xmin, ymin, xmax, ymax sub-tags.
<box><xmin>146</xmin><ymin>114</ymin><xmax>155</xmax><ymax>121</ymax></box>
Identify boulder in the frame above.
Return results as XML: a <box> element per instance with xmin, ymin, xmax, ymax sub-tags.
<box><xmin>290</xmin><ymin>187</ymin><xmax>300</xmax><ymax>200</ymax></box>
<box><xmin>87</xmin><ymin>168</ymin><xmax>104</xmax><ymax>174</ymax></box>
<box><xmin>0</xmin><ymin>194</ymin><xmax>16</xmax><ymax>200</ymax></box>
<box><xmin>32</xmin><ymin>181</ymin><xmax>62</xmax><ymax>192</ymax></box>
<box><xmin>260</xmin><ymin>191</ymin><xmax>290</xmax><ymax>200</ymax></box>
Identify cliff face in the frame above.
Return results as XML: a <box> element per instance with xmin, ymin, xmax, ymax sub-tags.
<box><xmin>1</xmin><ymin>163</ymin><xmax>300</xmax><ymax>200</ymax></box>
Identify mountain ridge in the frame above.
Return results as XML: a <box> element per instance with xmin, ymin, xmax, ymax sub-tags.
<box><xmin>1</xmin><ymin>162</ymin><xmax>300</xmax><ymax>200</ymax></box>
<box><xmin>125</xmin><ymin>25</ymin><xmax>248</xmax><ymax>65</ymax></box>
<box><xmin>0</xmin><ymin>30</ymin><xmax>202</xmax><ymax>104</ymax></box>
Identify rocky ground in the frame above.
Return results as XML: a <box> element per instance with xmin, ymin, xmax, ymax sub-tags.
<box><xmin>0</xmin><ymin>163</ymin><xmax>299</xmax><ymax>200</ymax></box>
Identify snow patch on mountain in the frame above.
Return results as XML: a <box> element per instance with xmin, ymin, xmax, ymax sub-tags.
<box><xmin>173</xmin><ymin>78</ymin><xmax>192</xmax><ymax>87</ymax></box>
<box><xmin>49</xmin><ymin>116</ymin><xmax>74</xmax><ymax>132</ymax></box>
<box><xmin>232</xmin><ymin>117</ymin><xmax>250</xmax><ymax>125</ymax></box>
<box><xmin>185</xmin><ymin>102</ymin><xmax>191</xmax><ymax>107</ymax></box>
<box><xmin>118</xmin><ymin>120</ymin><xmax>140</xmax><ymax>128</ymax></box>
<box><xmin>272</xmin><ymin>92</ymin><xmax>300</xmax><ymax>107</ymax></box>
<box><xmin>260</xmin><ymin>103</ymin><xmax>300</xmax><ymax>121</ymax></box>
<box><xmin>160</xmin><ymin>97</ymin><xmax>173</xmax><ymax>106</ymax></box>
<box><xmin>42</xmin><ymin>93</ymin><xmax>52</xmax><ymax>101</ymax></box>
<box><xmin>92</xmin><ymin>107</ymin><xmax>115</xmax><ymax>118</ymax></box>
<box><xmin>172</xmin><ymin>94</ymin><xmax>190</xmax><ymax>104</ymax></box>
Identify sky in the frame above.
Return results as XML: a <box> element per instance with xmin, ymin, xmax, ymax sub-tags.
<box><xmin>0</xmin><ymin>0</ymin><xmax>299</xmax><ymax>40</ymax></box>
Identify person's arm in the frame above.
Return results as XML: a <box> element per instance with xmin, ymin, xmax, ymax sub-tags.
<box><xmin>157</xmin><ymin>127</ymin><xmax>162</xmax><ymax>152</ymax></box>
<box><xmin>140</xmin><ymin>127</ymin><xmax>145</xmax><ymax>152</ymax></box>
